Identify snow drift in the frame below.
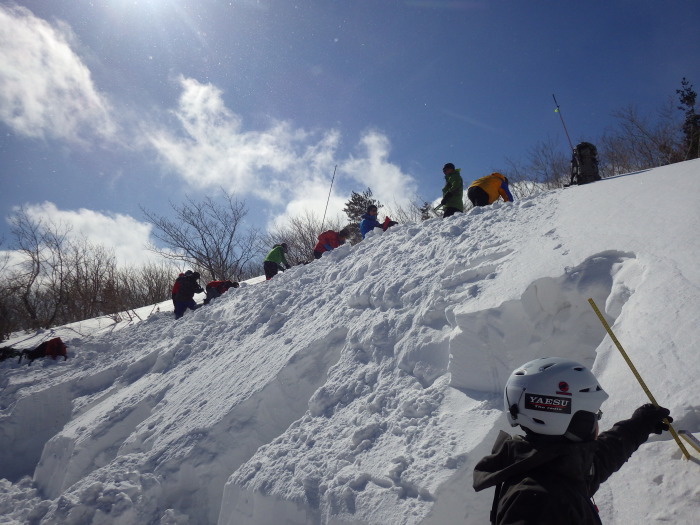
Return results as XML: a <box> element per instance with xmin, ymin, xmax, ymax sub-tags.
<box><xmin>1</xmin><ymin>160</ymin><xmax>699</xmax><ymax>524</ymax></box>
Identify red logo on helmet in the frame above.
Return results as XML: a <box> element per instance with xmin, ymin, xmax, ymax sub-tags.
<box><xmin>556</xmin><ymin>381</ymin><xmax>572</xmax><ymax>396</ymax></box>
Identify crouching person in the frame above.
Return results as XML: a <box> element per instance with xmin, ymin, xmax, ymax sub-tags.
<box><xmin>473</xmin><ymin>357</ymin><xmax>672</xmax><ymax>525</ymax></box>
<box><xmin>172</xmin><ymin>271</ymin><xmax>204</xmax><ymax>319</ymax></box>
<box><xmin>264</xmin><ymin>243</ymin><xmax>291</xmax><ymax>280</ymax></box>
<box><xmin>313</xmin><ymin>228</ymin><xmax>349</xmax><ymax>259</ymax></box>
<box><xmin>203</xmin><ymin>279</ymin><xmax>239</xmax><ymax>304</ymax></box>
<box><xmin>360</xmin><ymin>205</ymin><xmax>398</xmax><ymax>239</ymax></box>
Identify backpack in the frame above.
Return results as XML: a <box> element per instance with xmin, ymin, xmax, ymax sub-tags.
<box><xmin>570</xmin><ymin>142</ymin><xmax>601</xmax><ymax>185</ymax></box>
<box><xmin>18</xmin><ymin>337</ymin><xmax>68</xmax><ymax>365</ymax></box>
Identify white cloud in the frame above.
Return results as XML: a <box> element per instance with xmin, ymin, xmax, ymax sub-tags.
<box><xmin>148</xmin><ymin>76</ymin><xmax>420</xmax><ymax>228</ymax></box>
<box><xmin>340</xmin><ymin>130</ymin><xmax>419</xmax><ymax>209</ymax></box>
<box><xmin>0</xmin><ymin>5</ymin><xmax>116</xmax><ymax>144</ymax></box>
<box><xmin>18</xmin><ymin>202</ymin><xmax>157</xmax><ymax>267</ymax></box>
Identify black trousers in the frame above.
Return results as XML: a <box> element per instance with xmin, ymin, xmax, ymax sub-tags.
<box><xmin>467</xmin><ymin>186</ymin><xmax>490</xmax><ymax>207</ymax></box>
<box><xmin>443</xmin><ymin>207</ymin><xmax>462</xmax><ymax>218</ymax></box>
<box><xmin>263</xmin><ymin>261</ymin><xmax>279</xmax><ymax>280</ymax></box>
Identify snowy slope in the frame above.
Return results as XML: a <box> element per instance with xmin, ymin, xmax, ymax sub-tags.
<box><xmin>1</xmin><ymin>160</ymin><xmax>699</xmax><ymax>524</ymax></box>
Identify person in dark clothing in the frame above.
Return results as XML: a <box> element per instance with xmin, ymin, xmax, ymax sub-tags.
<box><xmin>473</xmin><ymin>357</ymin><xmax>672</xmax><ymax>525</ymax></box>
<box><xmin>172</xmin><ymin>271</ymin><xmax>204</xmax><ymax>319</ymax></box>
<box><xmin>171</xmin><ymin>271</ymin><xmax>188</xmax><ymax>306</ymax></box>
<box><xmin>440</xmin><ymin>163</ymin><xmax>464</xmax><ymax>218</ymax></box>
<box><xmin>202</xmin><ymin>279</ymin><xmax>238</xmax><ymax>305</ymax></box>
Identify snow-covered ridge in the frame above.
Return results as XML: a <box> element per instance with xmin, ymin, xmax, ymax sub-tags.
<box><xmin>1</xmin><ymin>160</ymin><xmax>699</xmax><ymax>524</ymax></box>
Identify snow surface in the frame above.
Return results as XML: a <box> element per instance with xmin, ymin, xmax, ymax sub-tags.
<box><xmin>2</xmin><ymin>160</ymin><xmax>700</xmax><ymax>524</ymax></box>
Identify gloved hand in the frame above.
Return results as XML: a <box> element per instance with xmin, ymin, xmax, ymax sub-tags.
<box><xmin>631</xmin><ymin>404</ymin><xmax>672</xmax><ymax>434</ymax></box>
<box><xmin>441</xmin><ymin>192</ymin><xmax>452</xmax><ymax>206</ymax></box>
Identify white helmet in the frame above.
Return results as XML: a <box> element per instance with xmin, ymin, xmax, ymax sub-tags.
<box><xmin>504</xmin><ymin>357</ymin><xmax>609</xmax><ymax>439</ymax></box>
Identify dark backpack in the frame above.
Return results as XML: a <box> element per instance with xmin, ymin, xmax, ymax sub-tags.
<box><xmin>19</xmin><ymin>337</ymin><xmax>68</xmax><ymax>365</ymax></box>
<box><xmin>570</xmin><ymin>142</ymin><xmax>600</xmax><ymax>185</ymax></box>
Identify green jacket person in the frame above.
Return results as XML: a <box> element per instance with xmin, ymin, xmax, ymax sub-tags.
<box><xmin>441</xmin><ymin>163</ymin><xmax>464</xmax><ymax>217</ymax></box>
<box><xmin>264</xmin><ymin>243</ymin><xmax>290</xmax><ymax>280</ymax></box>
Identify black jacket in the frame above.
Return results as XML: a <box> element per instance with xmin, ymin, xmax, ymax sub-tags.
<box><xmin>173</xmin><ymin>275</ymin><xmax>203</xmax><ymax>302</ymax></box>
<box><xmin>473</xmin><ymin>417</ymin><xmax>652</xmax><ymax>525</ymax></box>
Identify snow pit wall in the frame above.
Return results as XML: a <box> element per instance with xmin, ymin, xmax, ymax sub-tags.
<box><xmin>449</xmin><ymin>251</ymin><xmax>636</xmax><ymax>393</ymax></box>
<box><xmin>0</xmin><ymin>381</ymin><xmax>73</xmax><ymax>482</ymax></box>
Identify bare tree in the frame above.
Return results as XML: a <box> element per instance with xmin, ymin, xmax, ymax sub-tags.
<box><xmin>500</xmin><ymin>137</ymin><xmax>569</xmax><ymax>197</ymax></box>
<box><xmin>527</xmin><ymin>138</ymin><xmax>570</xmax><ymax>189</ymax></box>
<box><xmin>0</xmin><ymin>238</ymin><xmax>13</xmax><ymax>340</ymax></box>
<box><xmin>382</xmin><ymin>196</ymin><xmax>435</xmax><ymax>224</ymax></box>
<box><xmin>128</xmin><ymin>261</ymin><xmax>177</xmax><ymax>306</ymax></box>
<box><xmin>8</xmin><ymin>208</ymin><xmax>71</xmax><ymax>329</ymax></box>
<box><xmin>500</xmin><ymin>158</ymin><xmax>547</xmax><ymax>199</ymax></box>
<box><xmin>600</xmin><ymin>102</ymin><xmax>683</xmax><ymax>175</ymax></box>
<box><xmin>64</xmin><ymin>239</ymin><xmax>118</xmax><ymax>321</ymax></box>
<box><xmin>142</xmin><ymin>189</ymin><xmax>259</xmax><ymax>282</ymax></box>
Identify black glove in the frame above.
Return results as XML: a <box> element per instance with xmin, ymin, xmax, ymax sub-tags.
<box><xmin>441</xmin><ymin>192</ymin><xmax>451</xmax><ymax>205</ymax></box>
<box><xmin>631</xmin><ymin>404</ymin><xmax>672</xmax><ymax>435</ymax></box>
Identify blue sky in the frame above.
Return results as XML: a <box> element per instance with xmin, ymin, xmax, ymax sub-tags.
<box><xmin>1</xmin><ymin>0</ymin><xmax>699</xmax><ymax>265</ymax></box>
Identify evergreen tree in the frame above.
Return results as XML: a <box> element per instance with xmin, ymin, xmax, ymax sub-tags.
<box><xmin>342</xmin><ymin>188</ymin><xmax>382</xmax><ymax>244</ymax></box>
<box><xmin>676</xmin><ymin>77</ymin><xmax>700</xmax><ymax>160</ymax></box>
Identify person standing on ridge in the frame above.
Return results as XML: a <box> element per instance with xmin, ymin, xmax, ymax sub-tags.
<box><xmin>467</xmin><ymin>172</ymin><xmax>514</xmax><ymax>207</ymax></box>
<box><xmin>440</xmin><ymin>163</ymin><xmax>464</xmax><ymax>218</ymax></box>
<box><xmin>264</xmin><ymin>243</ymin><xmax>291</xmax><ymax>280</ymax></box>
<box><xmin>313</xmin><ymin>228</ymin><xmax>349</xmax><ymax>259</ymax></box>
<box><xmin>473</xmin><ymin>357</ymin><xmax>673</xmax><ymax>525</ymax></box>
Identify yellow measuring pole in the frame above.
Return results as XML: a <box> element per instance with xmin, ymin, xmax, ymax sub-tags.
<box><xmin>588</xmin><ymin>298</ymin><xmax>691</xmax><ymax>460</ymax></box>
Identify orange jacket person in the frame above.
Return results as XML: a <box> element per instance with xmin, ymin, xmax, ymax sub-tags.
<box><xmin>467</xmin><ymin>173</ymin><xmax>514</xmax><ymax>207</ymax></box>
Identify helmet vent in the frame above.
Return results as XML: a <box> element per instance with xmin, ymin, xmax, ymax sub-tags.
<box><xmin>573</xmin><ymin>366</ymin><xmax>584</xmax><ymax>371</ymax></box>
<box><xmin>514</xmin><ymin>371</ymin><xmax>525</xmax><ymax>376</ymax></box>
<box><xmin>532</xmin><ymin>418</ymin><xmax>545</xmax><ymax>425</ymax></box>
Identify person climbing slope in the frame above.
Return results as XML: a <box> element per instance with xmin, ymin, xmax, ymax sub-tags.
<box><xmin>313</xmin><ymin>228</ymin><xmax>350</xmax><ymax>259</ymax></box>
<box><xmin>203</xmin><ymin>279</ymin><xmax>239</xmax><ymax>304</ymax></box>
<box><xmin>467</xmin><ymin>172</ymin><xmax>514</xmax><ymax>207</ymax></box>
<box><xmin>264</xmin><ymin>243</ymin><xmax>291</xmax><ymax>280</ymax></box>
<box><xmin>172</xmin><ymin>271</ymin><xmax>203</xmax><ymax>319</ymax></box>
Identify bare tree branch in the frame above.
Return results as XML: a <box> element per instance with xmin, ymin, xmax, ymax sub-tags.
<box><xmin>142</xmin><ymin>189</ymin><xmax>259</xmax><ymax>281</ymax></box>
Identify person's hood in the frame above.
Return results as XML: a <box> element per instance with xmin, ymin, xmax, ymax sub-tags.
<box><xmin>473</xmin><ymin>431</ymin><xmax>595</xmax><ymax>492</ymax></box>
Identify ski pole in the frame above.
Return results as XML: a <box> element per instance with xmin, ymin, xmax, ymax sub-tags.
<box><xmin>320</xmin><ymin>165</ymin><xmax>337</xmax><ymax>231</ymax></box>
<box><xmin>679</xmin><ymin>430</ymin><xmax>700</xmax><ymax>454</ymax></box>
<box><xmin>587</xmin><ymin>298</ymin><xmax>691</xmax><ymax>460</ymax></box>
<box><xmin>552</xmin><ymin>94</ymin><xmax>574</xmax><ymax>152</ymax></box>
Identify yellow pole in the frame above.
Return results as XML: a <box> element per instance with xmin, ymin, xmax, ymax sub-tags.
<box><xmin>588</xmin><ymin>298</ymin><xmax>691</xmax><ymax>460</ymax></box>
